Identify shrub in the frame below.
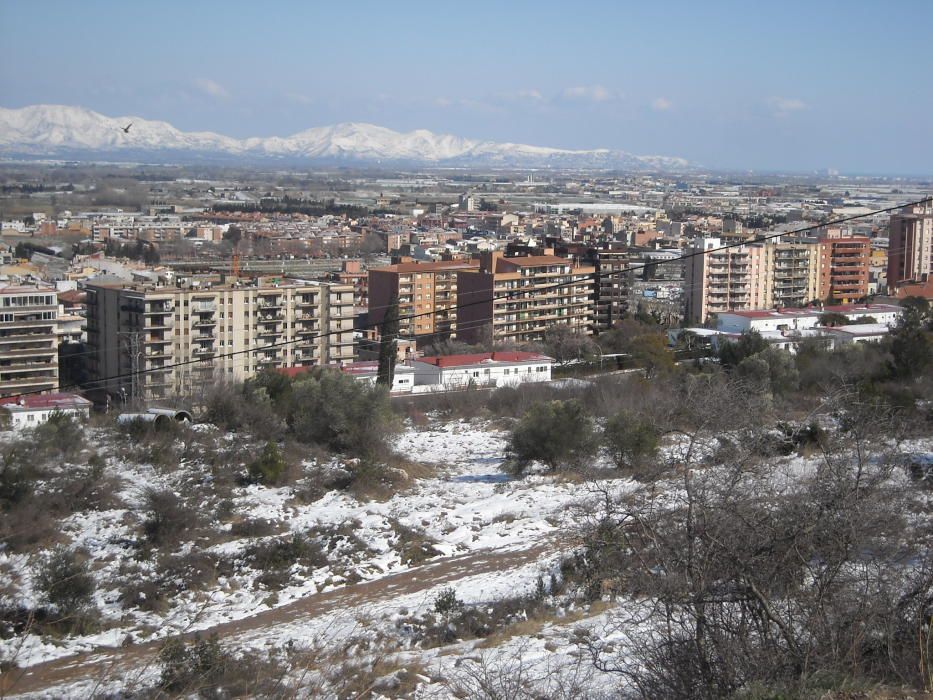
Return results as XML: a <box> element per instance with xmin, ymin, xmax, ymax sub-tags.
<box><xmin>603</xmin><ymin>410</ymin><xmax>660</xmax><ymax>474</ymax></box>
<box><xmin>31</xmin><ymin>411</ymin><xmax>85</xmax><ymax>460</ymax></box>
<box><xmin>141</xmin><ymin>488</ymin><xmax>199</xmax><ymax>547</ymax></box>
<box><xmin>718</xmin><ymin>330</ymin><xmax>768</xmax><ymax>369</ymax></box>
<box><xmin>159</xmin><ymin>634</ymin><xmax>229</xmax><ymax>694</ymax></box>
<box><xmin>504</xmin><ymin>400</ymin><xmax>596</xmax><ymax>474</ymax></box>
<box><xmin>246</xmin><ymin>441</ymin><xmax>287</xmax><ymax>485</ymax></box>
<box><xmin>433</xmin><ymin>587</ymin><xmax>464</xmax><ymax>616</ymax></box>
<box><xmin>245</xmin><ymin>533</ymin><xmax>327</xmax><ymax>590</ymax></box>
<box><xmin>288</xmin><ymin>370</ymin><xmax>397</xmax><ymax>458</ymax></box>
<box><xmin>390</xmin><ymin>519</ymin><xmax>443</xmax><ymax>565</ymax></box>
<box><xmin>34</xmin><ymin>547</ymin><xmax>95</xmax><ymax>616</ymax></box>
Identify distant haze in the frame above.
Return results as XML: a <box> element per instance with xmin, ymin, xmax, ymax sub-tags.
<box><xmin>1</xmin><ymin>1</ymin><xmax>931</xmax><ymax>174</ymax></box>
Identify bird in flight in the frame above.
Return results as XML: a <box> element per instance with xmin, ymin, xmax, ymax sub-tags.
<box><xmin>121</xmin><ymin>122</ymin><xmax>133</xmax><ymax>134</ymax></box>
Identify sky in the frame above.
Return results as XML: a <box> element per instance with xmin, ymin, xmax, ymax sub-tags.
<box><xmin>2</xmin><ymin>0</ymin><xmax>932</xmax><ymax>174</ymax></box>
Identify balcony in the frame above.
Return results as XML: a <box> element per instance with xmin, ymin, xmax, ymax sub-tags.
<box><xmin>145</xmin><ymin>302</ymin><xmax>175</xmax><ymax>314</ymax></box>
<box><xmin>193</xmin><ymin>317</ymin><xmax>216</xmax><ymax>328</ymax></box>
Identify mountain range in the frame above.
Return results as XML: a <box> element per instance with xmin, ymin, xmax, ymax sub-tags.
<box><xmin>0</xmin><ymin>104</ymin><xmax>693</xmax><ymax>171</ymax></box>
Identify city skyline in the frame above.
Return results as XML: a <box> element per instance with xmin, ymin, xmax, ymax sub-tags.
<box><xmin>2</xmin><ymin>1</ymin><xmax>932</xmax><ymax>175</ymax></box>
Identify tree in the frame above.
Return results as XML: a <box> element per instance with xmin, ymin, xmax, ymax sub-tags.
<box><xmin>35</xmin><ymin>546</ymin><xmax>95</xmax><ymax>616</ymax></box>
<box><xmin>572</xmin><ymin>388</ymin><xmax>928</xmax><ymax>697</ymax></box>
<box><xmin>543</xmin><ymin>325</ymin><xmax>597</xmax><ymax>366</ymax></box>
<box><xmin>288</xmin><ymin>370</ymin><xmax>397</xmax><ymax>458</ymax></box>
<box><xmin>359</xmin><ymin>232</ymin><xmax>385</xmax><ymax>256</ymax></box>
<box><xmin>602</xmin><ymin>410</ymin><xmax>660</xmax><ymax>474</ymax></box>
<box><xmin>504</xmin><ymin>400</ymin><xmax>596</xmax><ymax>475</ymax></box>
<box><xmin>247</xmin><ymin>441</ymin><xmax>287</xmax><ymax>485</ymax></box>
<box><xmin>717</xmin><ymin>330</ymin><xmax>768</xmax><ymax>369</ymax></box>
<box><xmin>377</xmin><ymin>293</ymin><xmax>400</xmax><ymax>388</ymax></box>
<box><xmin>889</xmin><ymin>306</ymin><xmax>932</xmax><ymax>379</ymax></box>
<box><xmin>819</xmin><ymin>311</ymin><xmax>849</xmax><ymax>327</ymax></box>
<box><xmin>223</xmin><ymin>224</ymin><xmax>243</xmax><ymax>246</ymax></box>
<box><xmin>737</xmin><ymin>347</ymin><xmax>799</xmax><ymax>398</ymax></box>
<box><xmin>628</xmin><ymin>333</ymin><xmax>675</xmax><ymax>378</ymax></box>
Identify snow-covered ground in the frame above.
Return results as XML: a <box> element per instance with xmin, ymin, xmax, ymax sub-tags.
<box><xmin>0</xmin><ymin>419</ymin><xmax>630</xmax><ymax>685</ymax></box>
<box><xmin>3</xmin><ymin>418</ymin><xmax>930</xmax><ymax>698</ymax></box>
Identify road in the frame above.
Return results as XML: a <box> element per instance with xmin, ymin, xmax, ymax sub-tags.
<box><xmin>4</xmin><ymin>541</ymin><xmax>556</xmax><ymax>697</ymax></box>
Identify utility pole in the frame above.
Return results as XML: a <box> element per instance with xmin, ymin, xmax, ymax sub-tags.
<box><xmin>119</xmin><ymin>330</ymin><xmax>144</xmax><ymax>408</ymax></box>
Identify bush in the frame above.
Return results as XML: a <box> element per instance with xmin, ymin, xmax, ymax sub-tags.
<box><xmin>504</xmin><ymin>400</ymin><xmax>596</xmax><ymax>475</ymax></box>
<box><xmin>433</xmin><ymin>587</ymin><xmax>464</xmax><ymax>616</ymax></box>
<box><xmin>738</xmin><ymin>348</ymin><xmax>800</xmax><ymax>398</ymax></box>
<box><xmin>246</xmin><ymin>441</ymin><xmax>287</xmax><ymax>485</ymax></box>
<box><xmin>288</xmin><ymin>370</ymin><xmax>397</xmax><ymax>458</ymax></box>
<box><xmin>718</xmin><ymin>330</ymin><xmax>768</xmax><ymax>369</ymax></box>
<box><xmin>245</xmin><ymin>533</ymin><xmax>327</xmax><ymax>590</ymax></box>
<box><xmin>603</xmin><ymin>410</ymin><xmax>660</xmax><ymax>474</ymax></box>
<box><xmin>35</xmin><ymin>547</ymin><xmax>95</xmax><ymax>617</ymax></box>
<box><xmin>141</xmin><ymin>488</ymin><xmax>199</xmax><ymax>547</ymax></box>
<box><xmin>31</xmin><ymin>411</ymin><xmax>85</xmax><ymax>460</ymax></box>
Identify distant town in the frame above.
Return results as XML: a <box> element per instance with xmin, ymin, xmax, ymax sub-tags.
<box><xmin>0</xmin><ymin>165</ymin><xmax>929</xmax><ymax>407</ymax></box>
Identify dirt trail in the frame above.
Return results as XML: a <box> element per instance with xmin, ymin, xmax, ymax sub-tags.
<box><xmin>5</xmin><ymin>541</ymin><xmax>555</xmax><ymax>697</ymax></box>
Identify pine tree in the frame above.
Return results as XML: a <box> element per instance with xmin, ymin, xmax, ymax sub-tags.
<box><xmin>377</xmin><ymin>293</ymin><xmax>400</xmax><ymax>387</ymax></box>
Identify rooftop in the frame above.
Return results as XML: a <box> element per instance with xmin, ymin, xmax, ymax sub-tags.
<box><xmin>414</xmin><ymin>351</ymin><xmax>553</xmax><ymax>368</ymax></box>
<box><xmin>0</xmin><ymin>392</ymin><xmax>92</xmax><ymax>411</ymax></box>
<box><xmin>371</xmin><ymin>260</ymin><xmax>479</xmax><ymax>274</ymax></box>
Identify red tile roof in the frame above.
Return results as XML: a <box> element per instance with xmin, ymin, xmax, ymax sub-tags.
<box><xmin>416</xmin><ymin>351</ymin><xmax>552</xmax><ymax>368</ymax></box>
<box><xmin>0</xmin><ymin>392</ymin><xmax>92</xmax><ymax>410</ymax></box>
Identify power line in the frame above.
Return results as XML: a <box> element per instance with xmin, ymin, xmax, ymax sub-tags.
<box><xmin>4</xmin><ymin>196</ymin><xmax>929</xmax><ymax>402</ymax></box>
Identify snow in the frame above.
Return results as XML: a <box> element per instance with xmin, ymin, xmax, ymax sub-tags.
<box><xmin>0</xmin><ymin>105</ymin><xmax>694</xmax><ymax>170</ymax></box>
<box><xmin>0</xmin><ymin>419</ymin><xmax>629</xmax><ymax>676</ymax></box>
<box><xmin>4</xmin><ymin>417</ymin><xmax>929</xmax><ymax>698</ymax></box>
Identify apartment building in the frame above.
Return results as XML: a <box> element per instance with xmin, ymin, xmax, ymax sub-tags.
<box><xmin>368</xmin><ymin>259</ymin><xmax>480</xmax><ymax>343</ymax></box>
<box><xmin>587</xmin><ymin>248</ymin><xmax>631</xmax><ymax>331</ymax></box>
<box><xmin>818</xmin><ymin>237</ymin><xmax>870</xmax><ymax>302</ymax></box>
<box><xmin>771</xmin><ymin>241</ymin><xmax>820</xmax><ymax>308</ymax></box>
<box><xmin>888</xmin><ymin>202</ymin><xmax>933</xmax><ymax>293</ymax></box>
<box><xmin>684</xmin><ymin>238</ymin><xmax>773</xmax><ymax>324</ymax></box>
<box><xmin>457</xmin><ymin>252</ymin><xmax>595</xmax><ymax>344</ymax></box>
<box><xmin>85</xmin><ymin>277</ymin><xmax>354</xmax><ymax>401</ymax></box>
<box><xmin>0</xmin><ymin>283</ymin><xmax>60</xmax><ymax>397</ymax></box>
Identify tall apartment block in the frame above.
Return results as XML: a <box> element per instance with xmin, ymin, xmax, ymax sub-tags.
<box><xmin>684</xmin><ymin>239</ymin><xmax>773</xmax><ymax>324</ymax></box>
<box><xmin>587</xmin><ymin>248</ymin><xmax>631</xmax><ymax>331</ymax></box>
<box><xmin>818</xmin><ymin>236</ymin><xmax>870</xmax><ymax>302</ymax></box>
<box><xmin>457</xmin><ymin>252</ymin><xmax>595</xmax><ymax>344</ymax></box>
<box><xmin>85</xmin><ymin>278</ymin><xmax>354</xmax><ymax>401</ymax></box>
<box><xmin>771</xmin><ymin>242</ymin><xmax>821</xmax><ymax>308</ymax></box>
<box><xmin>888</xmin><ymin>202</ymin><xmax>933</xmax><ymax>293</ymax></box>
<box><xmin>368</xmin><ymin>259</ymin><xmax>479</xmax><ymax>343</ymax></box>
<box><xmin>0</xmin><ymin>283</ymin><xmax>60</xmax><ymax>397</ymax></box>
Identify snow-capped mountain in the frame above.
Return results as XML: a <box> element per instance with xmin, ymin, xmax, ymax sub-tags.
<box><xmin>0</xmin><ymin>104</ymin><xmax>692</xmax><ymax>170</ymax></box>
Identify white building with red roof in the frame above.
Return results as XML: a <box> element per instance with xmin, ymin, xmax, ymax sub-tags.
<box><xmin>0</xmin><ymin>392</ymin><xmax>92</xmax><ymax>430</ymax></box>
<box><xmin>408</xmin><ymin>351</ymin><xmax>553</xmax><ymax>390</ymax></box>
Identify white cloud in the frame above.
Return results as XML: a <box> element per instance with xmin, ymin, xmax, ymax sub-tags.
<box><xmin>561</xmin><ymin>85</ymin><xmax>613</xmax><ymax>102</ymax></box>
<box><xmin>515</xmin><ymin>88</ymin><xmax>544</xmax><ymax>101</ymax></box>
<box><xmin>768</xmin><ymin>96</ymin><xmax>807</xmax><ymax>117</ymax></box>
<box><xmin>285</xmin><ymin>92</ymin><xmax>314</xmax><ymax>105</ymax></box>
<box><xmin>651</xmin><ymin>97</ymin><xmax>673</xmax><ymax>111</ymax></box>
<box><xmin>194</xmin><ymin>78</ymin><xmax>230</xmax><ymax>100</ymax></box>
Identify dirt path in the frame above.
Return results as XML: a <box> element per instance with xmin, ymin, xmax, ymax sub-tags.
<box><xmin>5</xmin><ymin>541</ymin><xmax>556</xmax><ymax>697</ymax></box>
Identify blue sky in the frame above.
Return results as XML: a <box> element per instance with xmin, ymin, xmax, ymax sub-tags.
<box><xmin>2</xmin><ymin>0</ymin><xmax>932</xmax><ymax>174</ymax></box>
